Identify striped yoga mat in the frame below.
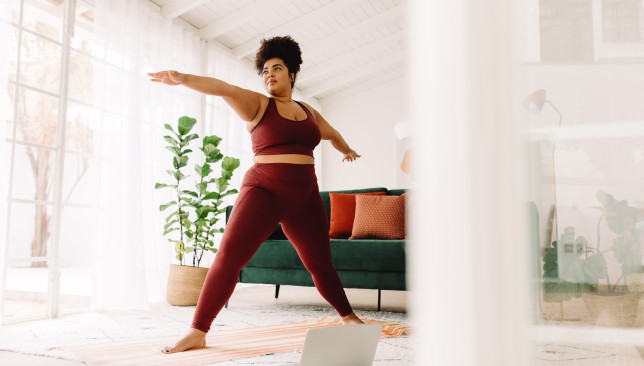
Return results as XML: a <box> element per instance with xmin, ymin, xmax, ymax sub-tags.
<box><xmin>59</xmin><ymin>316</ymin><xmax>409</xmax><ymax>366</ymax></box>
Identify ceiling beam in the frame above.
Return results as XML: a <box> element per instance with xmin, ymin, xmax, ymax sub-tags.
<box><xmin>318</xmin><ymin>67</ymin><xmax>407</xmax><ymax>106</ymax></box>
<box><xmin>161</xmin><ymin>0</ymin><xmax>207</xmax><ymax>19</ymax></box>
<box><xmin>301</xmin><ymin>6</ymin><xmax>405</xmax><ymax>61</ymax></box>
<box><xmin>300</xmin><ymin>52</ymin><xmax>405</xmax><ymax>98</ymax></box>
<box><xmin>199</xmin><ymin>0</ymin><xmax>274</xmax><ymax>40</ymax></box>
<box><xmin>298</xmin><ymin>30</ymin><xmax>406</xmax><ymax>84</ymax></box>
<box><xmin>231</xmin><ymin>0</ymin><xmax>363</xmax><ymax>59</ymax></box>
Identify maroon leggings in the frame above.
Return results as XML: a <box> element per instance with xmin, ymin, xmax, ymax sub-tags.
<box><xmin>191</xmin><ymin>163</ymin><xmax>353</xmax><ymax>333</ymax></box>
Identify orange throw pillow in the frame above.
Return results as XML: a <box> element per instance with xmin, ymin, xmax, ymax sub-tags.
<box><xmin>350</xmin><ymin>195</ymin><xmax>406</xmax><ymax>240</ymax></box>
<box><xmin>329</xmin><ymin>192</ymin><xmax>386</xmax><ymax>239</ymax></box>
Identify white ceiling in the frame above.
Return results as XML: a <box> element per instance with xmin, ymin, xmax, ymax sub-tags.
<box><xmin>145</xmin><ymin>0</ymin><xmax>408</xmax><ymax>102</ymax></box>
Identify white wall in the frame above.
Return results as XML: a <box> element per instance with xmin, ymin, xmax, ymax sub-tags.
<box><xmin>317</xmin><ymin>76</ymin><xmax>409</xmax><ymax>191</ymax></box>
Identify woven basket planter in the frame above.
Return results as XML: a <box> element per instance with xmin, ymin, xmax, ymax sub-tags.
<box><xmin>166</xmin><ymin>264</ymin><xmax>209</xmax><ymax>306</ymax></box>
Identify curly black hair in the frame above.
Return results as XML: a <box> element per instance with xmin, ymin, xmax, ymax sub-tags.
<box><xmin>254</xmin><ymin>35</ymin><xmax>303</xmax><ymax>89</ymax></box>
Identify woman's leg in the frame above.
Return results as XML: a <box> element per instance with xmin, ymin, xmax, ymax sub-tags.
<box><xmin>163</xmin><ymin>184</ymin><xmax>280</xmax><ymax>353</ymax></box>
<box><xmin>281</xmin><ymin>192</ymin><xmax>358</xmax><ymax>320</ymax></box>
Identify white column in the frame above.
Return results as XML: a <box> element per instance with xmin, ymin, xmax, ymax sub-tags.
<box><xmin>409</xmin><ymin>1</ymin><xmax>533</xmax><ymax>365</ymax></box>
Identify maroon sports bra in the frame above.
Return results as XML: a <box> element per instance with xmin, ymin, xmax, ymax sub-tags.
<box><xmin>251</xmin><ymin>98</ymin><xmax>321</xmax><ymax>158</ymax></box>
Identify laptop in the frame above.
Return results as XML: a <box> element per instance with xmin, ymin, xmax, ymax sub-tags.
<box><xmin>290</xmin><ymin>323</ymin><xmax>382</xmax><ymax>366</ymax></box>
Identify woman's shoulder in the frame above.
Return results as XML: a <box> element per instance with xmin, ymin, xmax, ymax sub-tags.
<box><xmin>297</xmin><ymin>101</ymin><xmax>319</xmax><ymax>122</ymax></box>
<box><xmin>246</xmin><ymin>95</ymin><xmax>272</xmax><ymax>132</ymax></box>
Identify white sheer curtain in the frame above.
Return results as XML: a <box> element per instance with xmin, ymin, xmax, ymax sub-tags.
<box><xmin>0</xmin><ymin>0</ymin><xmax>11</xmax><ymax>315</ymax></box>
<box><xmin>91</xmin><ymin>0</ymin><xmax>205</xmax><ymax>309</ymax></box>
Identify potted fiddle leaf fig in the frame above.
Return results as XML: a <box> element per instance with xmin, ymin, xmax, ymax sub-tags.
<box><xmin>155</xmin><ymin>116</ymin><xmax>240</xmax><ymax>305</ymax></box>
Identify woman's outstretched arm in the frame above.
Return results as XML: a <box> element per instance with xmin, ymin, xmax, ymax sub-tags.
<box><xmin>148</xmin><ymin>70</ymin><xmax>265</xmax><ymax>122</ymax></box>
<box><xmin>300</xmin><ymin>102</ymin><xmax>361</xmax><ymax>162</ymax></box>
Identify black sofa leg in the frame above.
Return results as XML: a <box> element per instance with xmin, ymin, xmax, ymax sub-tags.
<box><xmin>225</xmin><ymin>301</ymin><xmax>228</xmax><ymax>309</ymax></box>
<box><xmin>275</xmin><ymin>284</ymin><xmax>280</xmax><ymax>299</ymax></box>
<box><xmin>377</xmin><ymin>289</ymin><xmax>382</xmax><ymax>312</ymax></box>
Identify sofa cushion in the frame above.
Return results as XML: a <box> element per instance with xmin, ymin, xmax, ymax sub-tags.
<box><xmin>328</xmin><ymin>191</ymin><xmax>387</xmax><ymax>239</ymax></box>
<box><xmin>350</xmin><ymin>195</ymin><xmax>406</xmax><ymax>240</ymax></box>
<box><xmin>319</xmin><ymin>188</ymin><xmax>387</xmax><ymax>225</ymax></box>
<box><xmin>245</xmin><ymin>239</ymin><xmax>406</xmax><ymax>273</ymax></box>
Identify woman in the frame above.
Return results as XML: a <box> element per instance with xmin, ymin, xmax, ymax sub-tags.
<box><xmin>149</xmin><ymin>35</ymin><xmax>363</xmax><ymax>354</ymax></box>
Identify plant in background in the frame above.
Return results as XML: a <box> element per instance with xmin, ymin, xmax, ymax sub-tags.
<box><xmin>155</xmin><ymin>116</ymin><xmax>240</xmax><ymax>266</ymax></box>
<box><xmin>183</xmin><ymin>136</ymin><xmax>240</xmax><ymax>267</ymax></box>
<box><xmin>542</xmin><ymin>227</ymin><xmax>605</xmax><ymax>301</ymax></box>
<box><xmin>543</xmin><ymin>190</ymin><xmax>642</xmax><ymax>295</ymax></box>
<box><xmin>542</xmin><ymin>233</ymin><xmax>590</xmax><ymax>303</ymax></box>
<box><xmin>590</xmin><ymin>190</ymin><xmax>642</xmax><ymax>291</ymax></box>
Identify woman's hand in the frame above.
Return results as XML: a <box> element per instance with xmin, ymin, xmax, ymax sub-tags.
<box><xmin>342</xmin><ymin>150</ymin><xmax>361</xmax><ymax>162</ymax></box>
<box><xmin>148</xmin><ymin>70</ymin><xmax>185</xmax><ymax>86</ymax></box>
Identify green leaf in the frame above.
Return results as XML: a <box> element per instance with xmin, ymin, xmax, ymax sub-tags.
<box><xmin>203</xmin><ymin>192</ymin><xmax>220</xmax><ymax>200</ymax></box>
<box><xmin>165</xmin><ymin>211</ymin><xmax>178</xmax><ymax>222</ymax></box>
<box><xmin>183</xmin><ymin>133</ymin><xmax>199</xmax><ymax>144</ymax></box>
<box><xmin>163</xmin><ymin>227</ymin><xmax>179</xmax><ymax>236</ymax></box>
<box><xmin>173</xmin><ymin>170</ymin><xmax>185</xmax><ymax>181</ymax></box>
<box><xmin>583</xmin><ymin>252</ymin><xmax>608</xmax><ymax>284</ymax></box>
<box><xmin>200</xmin><ymin>163</ymin><xmax>211</xmax><ymax>178</ymax></box>
<box><xmin>164</xmin><ymin>219</ymin><xmax>179</xmax><ymax>230</ymax></box>
<box><xmin>164</xmin><ymin>135</ymin><xmax>178</xmax><ymax>147</ymax></box>
<box><xmin>182</xmin><ymin>190</ymin><xmax>199</xmax><ymax>198</ymax></box>
<box><xmin>205</xmin><ymin>247</ymin><xmax>218</xmax><ymax>254</ymax></box>
<box><xmin>159</xmin><ymin>201</ymin><xmax>177</xmax><ymax>211</ymax></box>
<box><xmin>221</xmin><ymin>189</ymin><xmax>238</xmax><ymax>197</ymax></box>
<box><xmin>203</xmin><ymin>135</ymin><xmax>222</xmax><ymax>147</ymax></box>
<box><xmin>203</xmin><ymin>144</ymin><xmax>217</xmax><ymax>156</ymax></box>
<box><xmin>177</xmin><ymin>116</ymin><xmax>197</xmax><ymax>136</ymax></box>
<box><xmin>220</xmin><ymin>170</ymin><xmax>233</xmax><ymax>180</ymax></box>
<box><xmin>197</xmin><ymin>182</ymin><xmax>208</xmax><ymax>195</ymax></box>
<box><xmin>173</xmin><ymin>155</ymin><xmax>189</xmax><ymax>169</ymax></box>
<box><xmin>165</xmin><ymin>146</ymin><xmax>180</xmax><ymax>155</ymax></box>
<box><xmin>209</xmin><ymin>227</ymin><xmax>224</xmax><ymax>235</ymax></box>
<box><xmin>207</xmin><ymin>152</ymin><xmax>224</xmax><ymax>164</ymax></box>
<box><xmin>222</xmin><ymin>157</ymin><xmax>241</xmax><ymax>171</ymax></box>
<box><xmin>155</xmin><ymin>183</ymin><xmax>176</xmax><ymax>189</ymax></box>
<box><xmin>217</xmin><ymin>177</ymin><xmax>229</xmax><ymax>192</ymax></box>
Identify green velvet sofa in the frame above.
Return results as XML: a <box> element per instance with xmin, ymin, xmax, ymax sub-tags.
<box><xmin>225</xmin><ymin>187</ymin><xmax>406</xmax><ymax>311</ymax></box>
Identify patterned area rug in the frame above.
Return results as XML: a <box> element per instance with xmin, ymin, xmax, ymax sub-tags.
<box><xmin>57</xmin><ymin>316</ymin><xmax>410</xmax><ymax>366</ymax></box>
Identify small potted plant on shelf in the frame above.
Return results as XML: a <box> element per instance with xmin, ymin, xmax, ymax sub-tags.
<box><xmin>541</xmin><ymin>230</ymin><xmax>593</xmax><ymax>320</ymax></box>
<box><xmin>543</xmin><ymin>190</ymin><xmax>643</xmax><ymax>326</ymax></box>
<box><xmin>155</xmin><ymin>116</ymin><xmax>240</xmax><ymax>306</ymax></box>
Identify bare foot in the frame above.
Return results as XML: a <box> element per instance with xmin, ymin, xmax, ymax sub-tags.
<box><xmin>341</xmin><ymin>312</ymin><xmax>364</xmax><ymax>325</ymax></box>
<box><xmin>161</xmin><ymin>328</ymin><xmax>207</xmax><ymax>354</ymax></box>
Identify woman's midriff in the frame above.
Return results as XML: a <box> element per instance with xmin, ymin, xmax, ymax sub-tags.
<box><xmin>253</xmin><ymin>154</ymin><xmax>314</xmax><ymax>165</ymax></box>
